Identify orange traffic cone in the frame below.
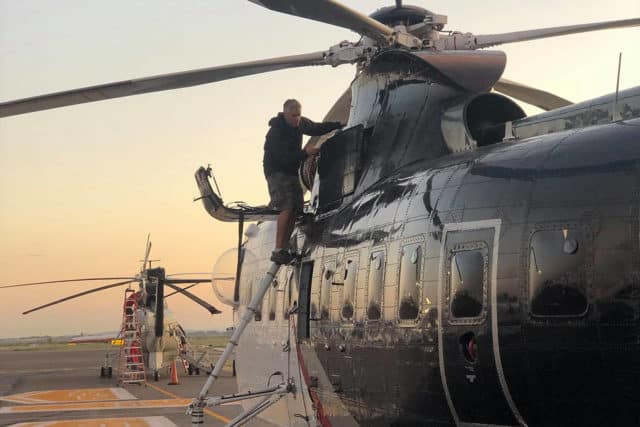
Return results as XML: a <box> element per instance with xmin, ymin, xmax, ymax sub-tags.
<box><xmin>167</xmin><ymin>359</ymin><xmax>180</xmax><ymax>385</ymax></box>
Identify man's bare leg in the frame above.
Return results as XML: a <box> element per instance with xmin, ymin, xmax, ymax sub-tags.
<box><xmin>272</xmin><ymin>209</ymin><xmax>296</xmax><ymax>264</ymax></box>
<box><xmin>276</xmin><ymin>209</ymin><xmax>295</xmax><ymax>250</ymax></box>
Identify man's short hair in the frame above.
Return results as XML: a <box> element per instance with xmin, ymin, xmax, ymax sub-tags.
<box><xmin>283</xmin><ymin>99</ymin><xmax>301</xmax><ymax>112</ymax></box>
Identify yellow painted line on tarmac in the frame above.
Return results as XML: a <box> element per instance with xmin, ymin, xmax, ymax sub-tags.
<box><xmin>145</xmin><ymin>381</ymin><xmax>230</xmax><ymax>424</ymax></box>
<box><xmin>9</xmin><ymin>415</ymin><xmax>177</xmax><ymax>427</ymax></box>
<box><xmin>0</xmin><ymin>398</ymin><xmax>192</xmax><ymax>414</ymax></box>
<box><xmin>1</xmin><ymin>388</ymin><xmax>136</xmax><ymax>404</ymax></box>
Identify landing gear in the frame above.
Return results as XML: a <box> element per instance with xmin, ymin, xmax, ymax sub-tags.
<box><xmin>100</xmin><ymin>366</ymin><xmax>113</xmax><ymax>378</ymax></box>
<box><xmin>100</xmin><ymin>351</ymin><xmax>113</xmax><ymax>378</ymax></box>
<box><xmin>153</xmin><ymin>370</ymin><xmax>159</xmax><ymax>381</ymax></box>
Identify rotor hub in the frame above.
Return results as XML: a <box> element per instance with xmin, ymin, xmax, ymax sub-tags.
<box><xmin>370</xmin><ymin>5</ymin><xmax>434</xmax><ymax>28</ymax></box>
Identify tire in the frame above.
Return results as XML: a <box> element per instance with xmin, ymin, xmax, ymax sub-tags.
<box><xmin>195</xmin><ymin>368</ymin><xmax>200</xmax><ymax>375</ymax></box>
<box><xmin>100</xmin><ymin>367</ymin><xmax>105</xmax><ymax>378</ymax></box>
<box><xmin>107</xmin><ymin>367</ymin><xmax>113</xmax><ymax>378</ymax></box>
<box><xmin>154</xmin><ymin>370</ymin><xmax>159</xmax><ymax>382</ymax></box>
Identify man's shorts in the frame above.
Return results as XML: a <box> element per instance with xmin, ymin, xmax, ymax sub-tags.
<box><xmin>266</xmin><ymin>172</ymin><xmax>303</xmax><ymax>212</ymax></box>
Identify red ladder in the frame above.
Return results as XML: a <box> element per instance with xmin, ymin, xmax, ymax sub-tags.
<box><xmin>117</xmin><ymin>288</ymin><xmax>146</xmax><ymax>385</ymax></box>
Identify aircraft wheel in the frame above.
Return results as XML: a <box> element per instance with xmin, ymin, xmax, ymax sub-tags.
<box><xmin>195</xmin><ymin>368</ymin><xmax>200</xmax><ymax>375</ymax></box>
<box><xmin>154</xmin><ymin>370</ymin><xmax>159</xmax><ymax>382</ymax></box>
<box><xmin>232</xmin><ymin>360</ymin><xmax>236</xmax><ymax>377</ymax></box>
<box><xmin>100</xmin><ymin>367</ymin><xmax>105</xmax><ymax>378</ymax></box>
<box><xmin>188</xmin><ymin>365</ymin><xmax>193</xmax><ymax>375</ymax></box>
<box><xmin>107</xmin><ymin>367</ymin><xmax>113</xmax><ymax>378</ymax></box>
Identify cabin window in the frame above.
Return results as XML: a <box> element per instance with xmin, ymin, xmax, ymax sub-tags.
<box><xmin>529</xmin><ymin>229</ymin><xmax>588</xmax><ymax>317</ymax></box>
<box><xmin>267</xmin><ymin>277</ymin><xmax>278</xmax><ymax>321</ymax></box>
<box><xmin>367</xmin><ymin>251</ymin><xmax>385</xmax><ymax>320</ymax></box>
<box><xmin>342</xmin><ymin>259</ymin><xmax>357</xmax><ymax>320</ymax></box>
<box><xmin>449</xmin><ymin>249</ymin><xmax>486</xmax><ymax>319</ymax></box>
<box><xmin>298</xmin><ymin>262</ymin><xmax>314</xmax><ymax>340</ymax></box>
<box><xmin>240</xmin><ymin>278</ymin><xmax>252</xmax><ymax>307</ymax></box>
<box><xmin>283</xmin><ymin>268</ymin><xmax>294</xmax><ymax>320</ymax></box>
<box><xmin>398</xmin><ymin>244</ymin><xmax>422</xmax><ymax>320</ymax></box>
<box><xmin>252</xmin><ymin>278</ymin><xmax>262</xmax><ymax>321</ymax></box>
<box><xmin>320</xmin><ymin>265</ymin><xmax>333</xmax><ymax>320</ymax></box>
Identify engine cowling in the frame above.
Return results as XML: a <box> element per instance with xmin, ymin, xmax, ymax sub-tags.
<box><xmin>441</xmin><ymin>93</ymin><xmax>525</xmax><ymax>153</ymax></box>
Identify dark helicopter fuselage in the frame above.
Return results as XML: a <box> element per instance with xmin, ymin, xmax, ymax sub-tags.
<box><xmin>230</xmin><ymin>49</ymin><xmax>640</xmax><ymax>427</ymax></box>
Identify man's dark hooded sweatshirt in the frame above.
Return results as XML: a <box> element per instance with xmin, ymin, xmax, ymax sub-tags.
<box><xmin>263</xmin><ymin>113</ymin><xmax>342</xmax><ymax>177</ymax></box>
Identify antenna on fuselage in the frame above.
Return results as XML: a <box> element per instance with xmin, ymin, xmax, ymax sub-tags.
<box><xmin>613</xmin><ymin>52</ymin><xmax>623</xmax><ymax>121</ymax></box>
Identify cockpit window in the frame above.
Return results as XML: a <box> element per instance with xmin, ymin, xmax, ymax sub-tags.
<box><xmin>267</xmin><ymin>277</ymin><xmax>278</xmax><ymax>321</ymax></box>
<box><xmin>529</xmin><ymin>229</ymin><xmax>588</xmax><ymax>317</ymax></box>
<box><xmin>450</xmin><ymin>248</ymin><xmax>486</xmax><ymax>319</ymax></box>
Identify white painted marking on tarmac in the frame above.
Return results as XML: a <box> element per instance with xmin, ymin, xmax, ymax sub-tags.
<box><xmin>0</xmin><ymin>388</ymin><xmax>137</xmax><ymax>404</ymax></box>
<box><xmin>8</xmin><ymin>416</ymin><xmax>178</xmax><ymax>427</ymax></box>
<box><xmin>109</xmin><ymin>387</ymin><xmax>136</xmax><ymax>400</ymax></box>
<box><xmin>0</xmin><ymin>398</ymin><xmax>192</xmax><ymax>413</ymax></box>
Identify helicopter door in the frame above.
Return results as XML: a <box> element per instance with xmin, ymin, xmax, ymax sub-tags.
<box><xmin>439</xmin><ymin>220</ymin><xmax>523</xmax><ymax>426</ymax></box>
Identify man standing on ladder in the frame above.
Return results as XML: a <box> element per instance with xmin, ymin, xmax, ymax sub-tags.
<box><xmin>263</xmin><ymin>99</ymin><xmax>343</xmax><ymax>264</ymax></box>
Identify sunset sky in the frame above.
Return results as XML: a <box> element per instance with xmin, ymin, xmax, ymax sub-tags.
<box><xmin>1</xmin><ymin>0</ymin><xmax>639</xmax><ymax>338</ymax></box>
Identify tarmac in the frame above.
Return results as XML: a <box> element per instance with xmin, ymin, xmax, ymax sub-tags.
<box><xmin>0</xmin><ymin>348</ymin><xmax>274</xmax><ymax>427</ymax></box>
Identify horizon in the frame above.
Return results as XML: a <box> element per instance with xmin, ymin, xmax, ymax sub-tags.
<box><xmin>1</xmin><ymin>0</ymin><xmax>639</xmax><ymax>338</ymax></box>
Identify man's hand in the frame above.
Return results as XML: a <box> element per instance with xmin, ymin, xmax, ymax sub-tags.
<box><xmin>304</xmin><ymin>145</ymin><xmax>320</xmax><ymax>156</ymax></box>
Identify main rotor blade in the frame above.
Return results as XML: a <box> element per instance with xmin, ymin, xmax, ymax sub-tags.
<box><xmin>22</xmin><ymin>280</ymin><xmax>135</xmax><ymax>315</ymax></box>
<box><xmin>470</xmin><ymin>18</ymin><xmax>640</xmax><ymax>49</ymax></box>
<box><xmin>249</xmin><ymin>0</ymin><xmax>394</xmax><ymax>44</ymax></box>
<box><xmin>494</xmin><ymin>78</ymin><xmax>572</xmax><ymax>111</ymax></box>
<box><xmin>0</xmin><ymin>277</ymin><xmax>135</xmax><ymax>289</ymax></box>
<box><xmin>166</xmin><ymin>272</ymin><xmax>211</xmax><ymax>277</ymax></box>
<box><xmin>165</xmin><ymin>282</ymin><xmax>199</xmax><ymax>297</ymax></box>
<box><xmin>164</xmin><ymin>283</ymin><xmax>221</xmax><ymax>314</ymax></box>
<box><xmin>142</xmin><ymin>234</ymin><xmax>151</xmax><ymax>271</ymax></box>
<box><xmin>165</xmin><ymin>278</ymin><xmax>213</xmax><ymax>284</ymax></box>
<box><xmin>164</xmin><ymin>277</ymin><xmax>234</xmax><ymax>297</ymax></box>
<box><xmin>0</xmin><ymin>51</ymin><xmax>328</xmax><ymax>118</ymax></box>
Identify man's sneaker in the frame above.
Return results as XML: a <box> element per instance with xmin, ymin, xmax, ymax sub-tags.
<box><xmin>271</xmin><ymin>248</ymin><xmax>295</xmax><ymax>265</ymax></box>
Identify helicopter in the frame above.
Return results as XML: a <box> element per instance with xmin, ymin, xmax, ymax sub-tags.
<box><xmin>0</xmin><ymin>236</ymin><xmax>227</xmax><ymax>381</ymax></box>
<box><xmin>1</xmin><ymin>1</ymin><xmax>640</xmax><ymax>426</ymax></box>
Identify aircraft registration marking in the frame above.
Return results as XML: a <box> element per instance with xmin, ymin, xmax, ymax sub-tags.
<box><xmin>8</xmin><ymin>416</ymin><xmax>177</xmax><ymax>427</ymax></box>
<box><xmin>0</xmin><ymin>388</ymin><xmax>136</xmax><ymax>404</ymax></box>
<box><xmin>0</xmin><ymin>398</ymin><xmax>191</xmax><ymax>414</ymax></box>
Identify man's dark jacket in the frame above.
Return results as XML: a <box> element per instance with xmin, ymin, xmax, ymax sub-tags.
<box><xmin>263</xmin><ymin>113</ymin><xmax>342</xmax><ymax>177</ymax></box>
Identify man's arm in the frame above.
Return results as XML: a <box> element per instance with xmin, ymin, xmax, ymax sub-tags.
<box><xmin>300</xmin><ymin>117</ymin><xmax>344</xmax><ymax>136</ymax></box>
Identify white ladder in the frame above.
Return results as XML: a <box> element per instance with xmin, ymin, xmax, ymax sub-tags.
<box><xmin>188</xmin><ymin>262</ymin><xmax>293</xmax><ymax>426</ymax></box>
